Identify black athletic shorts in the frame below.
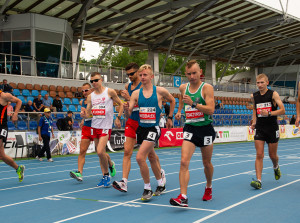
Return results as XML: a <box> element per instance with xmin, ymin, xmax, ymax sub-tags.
<box><xmin>136</xmin><ymin>126</ymin><xmax>161</xmax><ymax>145</ymax></box>
<box><xmin>183</xmin><ymin>124</ymin><xmax>215</xmax><ymax>148</ymax></box>
<box><xmin>254</xmin><ymin>125</ymin><xmax>279</xmax><ymax>144</ymax></box>
<box><xmin>0</xmin><ymin>127</ymin><xmax>8</xmax><ymax>143</ymax></box>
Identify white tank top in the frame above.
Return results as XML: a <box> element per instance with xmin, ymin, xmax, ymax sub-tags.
<box><xmin>91</xmin><ymin>88</ymin><xmax>114</xmax><ymax>129</ymax></box>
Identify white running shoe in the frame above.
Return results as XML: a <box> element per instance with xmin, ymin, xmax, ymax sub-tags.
<box><xmin>36</xmin><ymin>156</ymin><xmax>43</xmax><ymax>161</ymax></box>
<box><xmin>48</xmin><ymin>158</ymin><xmax>54</xmax><ymax>162</ymax></box>
<box><xmin>112</xmin><ymin>180</ymin><xmax>128</xmax><ymax>192</ymax></box>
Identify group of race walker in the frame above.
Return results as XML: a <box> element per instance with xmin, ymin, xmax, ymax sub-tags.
<box><xmin>1</xmin><ymin>59</ymin><xmax>299</xmax><ymax>207</ymax></box>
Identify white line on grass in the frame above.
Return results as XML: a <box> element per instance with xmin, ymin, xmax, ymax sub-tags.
<box><xmin>193</xmin><ymin>178</ymin><xmax>300</xmax><ymax>223</ymax></box>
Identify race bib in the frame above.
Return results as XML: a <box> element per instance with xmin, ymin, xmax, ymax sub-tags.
<box><xmin>256</xmin><ymin>102</ymin><xmax>272</xmax><ymax>117</ymax></box>
<box><xmin>133</xmin><ymin>104</ymin><xmax>139</xmax><ymax>112</ymax></box>
<box><xmin>183</xmin><ymin>131</ymin><xmax>193</xmax><ymax>140</ymax></box>
<box><xmin>204</xmin><ymin>136</ymin><xmax>212</xmax><ymax>145</ymax></box>
<box><xmin>0</xmin><ymin>129</ymin><xmax>7</xmax><ymax>137</ymax></box>
<box><xmin>92</xmin><ymin>105</ymin><xmax>106</xmax><ymax>118</ymax></box>
<box><xmin>139</xmin><ymin>107</ymin><xmax>156</xmax><ymax>124</ymax></box>
<box><xmin>147</xmin><ymin>131</ymin><xmax>157</xmax><ymax>140</ymax></box>
<box><xmin>185</xmin><ymin>105</ymin><xmax>204</xmax><ymax>123</ymax></box>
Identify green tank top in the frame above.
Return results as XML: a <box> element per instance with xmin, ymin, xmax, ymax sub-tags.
<box><xmin>184</xmin><ymin>82</ymin><xmax>212</xmax><ymax>126</ymax></box>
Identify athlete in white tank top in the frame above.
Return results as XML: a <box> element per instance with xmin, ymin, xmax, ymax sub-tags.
<box><xmin>91</xmin><ymin>87</ymin><xmax>114</xmax><ymax>129</ymax></box>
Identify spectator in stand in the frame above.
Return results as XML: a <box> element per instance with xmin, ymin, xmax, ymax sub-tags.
<box><xmin>290</xmin><ymin>115</ymin><xmax>296</xmax><ymax>125</ymax></box>
<box><xmin>162</xmin><ymin>100</ymin><xmax>170</xmax><ymax>117</ymax></box>
<box><xmin>215</xmin><ymin>100</ymin><xmax>223</xmax><ymax>109</ymax></box>
<box><xmin>65</xmin><ymin>111</ymin><xmax>74</xmax><ymax>130</ymax></box>
<box><xmin>52</xmin><ymin>95</ymin><xmax>63</xmax><ymax>112</ymax></box>
<box><xmin>33</xmin><ymin>94</ymin><xmax>44</xmax><ymax>112</ymax></box>
<box><xmin>0</xmin><ymin>79</ymin><xmax>13</xmax><ymax>94</ymax></box>
<box><xmin>282</xmin><ymin>96</ymin><xmax>289</xmax><ymax>104</ymax></box>
<box><xmin>43</xmin><ymin>94</ymin><xmax>55</xmax><ymax>112</ymax></box>
<box><xmin>23</xmin><ymin>100</ymin><xmax>37</xmax><ymax>120</ymax></box>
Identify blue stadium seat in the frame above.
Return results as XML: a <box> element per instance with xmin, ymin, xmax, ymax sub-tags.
<box><xmin>73</xmin><ymin>121</ymin><xmax>80</xmax><ymax>129</ymax></box>
<box><xmin>174</xmin><ymin>119</ymin><xmax>181</xmax><ymax>127</ymax></box>
<box><xmin>22</xmin><ymin>89</ymin><xmax>30</xmax><ymax>96</ymax></box>
<box><xmin>175</xmin><ymin>98</ymin><xmax>179</xmax><ymax>103</ymax></box>
<box><xmin>69</xmin><ymin>105</ymin><xmax>77</xmax><ymax>112</ymax></box>
<box><xmin>29</xmin><ymin>121</ymin><xmax>38</xmax><ymax>130</ymax></box>
<box><xmin>75</xmin><ymin>114</ymin><xmax>81</xmax><ymax>120</ymax></box>
<box><xmin>31</xmin><ymin>90</ymin><xmax>39</xmax><ymax>97</ymax></box>
<box><xmin>56</xmin><ymin>113</ymin><xmax>65</xmax><ymax>119</ymax></box>
<box><xmin>27</xmin><ymin>96</ymin><xmax>34</xmax><ymax>102</ymax></box>
<box><xmin>13</xmin><ymin>89</ymin><xmax>20</xmax><ymax>96</ymax></box>
<box><xmin>41</xmin><ymin>90</ymin><xmax>48</xmax><ymax>97</ymax></box>
<box><xmin>17</xmin><ymin>121</ymin><xmax>28</xmax><ymax>130</ymax></box>
<box><xmin>8</xmin><ymin>121</ymin><xmax>16</xmax><ymax>130</ymax></box>
<box><xmin>223</xmin><ymin>119</ymin><xmax>231</xmax><ymax>126</ymax></box>
<box><xmin>64</xmin><ymin>98</ymin><xmax>71</xmax><ymax>105</ymax></box>
<box><xmin>242</xmin><ymin>119</ymin><xmax>249</xmax><ymax>126</ymax></box>
<box><xmin>17</xmin><ymin>96</ymin><xmax>26</xmax><ymax>104</ymax></box>
<box><xmin>77</xmin><ymin>105</ymin><xmax>81</xmax><ymax>112</ymax></box>
<box><xmin>72</xmin><ymin>98</ymin><xmax>79</xmax><ymax>105</ymax></box>
<box><xmin>62</xmin><ymin>105</ymin><xmax>68</xmax><ymax>112</ymax></box>
<box><xmin>232</xmin><ymin>119</ymin><xmax>241</xmax><ymax>126</ymax></box>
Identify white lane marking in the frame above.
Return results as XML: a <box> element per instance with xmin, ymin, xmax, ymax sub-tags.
<box><xmin>193</xmin><ymin>178</ymin><xmax>300</xmax><ymax>223</ymax></box>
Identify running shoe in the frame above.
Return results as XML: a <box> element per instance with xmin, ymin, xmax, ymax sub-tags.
<box><xmin>141</xmin><ymin>189</ymin><xmax>153</xmax><ymax>201</ymax></box>
<box><xmin>48</xmin><ymin>158</ymin><xmax>54</xmax><ymax>162</ymax></box>
<box><xmin>202</xmin><ymin>187</ymin><xmax>212</xmax><ymax>201</ymax></box>
<box><xmin>250</xmin><ymin>178</ymin><xmax>262</xmax><ymax>189</ymax></box>
<box><xmin>70</xmin><ymin>171</ymin><xmax>83</xmax><ymax>182</ymax></box>
<box><xmin>274</xmin><ymin>166</ymin><xmax>281</xmax><ymax>180</ymax></box>
<box><xmin>97</xmin><ymin>175</ymin><xmax>111</xmax><ymax>187</ymax></box>
<box><xmin>36</xmin><ymin>156</ymin><xmax>43</xmax><ymax>161</ymax></box>
<box><xmin>16</xmin><ymin>165</ymin><xmax>25</xmax><ymax>182</ymax></box>
<box><xmin>112</xmin><ymin>180</ymin><xmax>127</xmax><ymax>192</ymax></box>
<box><xmin>109</xmin><ymin>161</ymin><xmax>116</xmax><ymax>177</ymax></box>
<box><xmin>161</xmin><ymin>169</ymin><xmax>166</xmax><ymax>185</ymax></box>
<box><xmin>170</xmin><ymin>194</ymin><xmax>188</xmax><ymax>207</ymax></box>
<box><xmin>153</xmin><ymin>185</ymin><xmax>166</xmax><ymax>196</ymax></box>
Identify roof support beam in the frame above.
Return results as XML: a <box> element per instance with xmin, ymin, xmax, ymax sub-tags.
<box><xmin>173</xmin><ymin>40</ymin><xmax>203</xmax><ymax>75</ymax></box>
<box><xmin>97</xmin><ymin>20</ymin><xmax>131</xmax><ymax>64</ymax></box>
<box><xmin>268</xmin><ymin>55</ymin><xmax>282</xmax><ymax>75</ymax></box>
<box><xmin>170</xmin><ymin>16</ymin><xmax>283</xmax><ymax>44</ymax></box>
<box><xmin>161</xmin><ymin>32</ymin><xmax>176</xmax><ymax>73</ymax></box>
<box><xmin>270</xmin><ymin>58</ymin><xmax>296</xmax><ymax>86</ymax></box>
<box><xmin>2</xmin><ymin>0</ymin><xmax>21</xmax><ymax>15</ymax></box>
<box><xmin>74</xmin><ymin>12</ymin><xmax>88</xmax><ymax>78</ymax></box>
<box><xmin>153</xmin><ymin>0</ymin><xmax>218</xmax><ymax>46</ymax></box>
<box><xmin>255</xmin><ymin>43</ymin><xmax>300</xmax><ymax>65</ymax></box>
<box><xmin>227</xmin><ymin>51</ymin><xmax>256</xmax><ymax>83</ymax></box>
<box><xmin>72</xmin><ymin>0</ymin><xmax>94</xmax><ymax>28</ymax></box>
<box><xmin>0</xmin><ymin>0</ymin><xmax>11</xmax><ymax>14</ymax></box>
<box><xmin>218</xmin><ymin>47</ymin><xmax>236</xmax><ymax>84</ymax></box>
<box><xmin>24</xmin><ymin>0</ymin><xmax>45</xmax><ymax>13</ymax></box>
<box><xmin>214</xmin><ymin>22</ymin><xmax>279</xmax><ymax>56</ymax></box>
<box><xmin>85</xmin><ymin>0</ymin><xmax>206</xmax><ymax>30</ymax></box>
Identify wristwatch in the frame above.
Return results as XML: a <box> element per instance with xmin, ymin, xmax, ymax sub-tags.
<box><xmin>116</xmin><ymin>115</ymin><xmax>121</xmax><ymax>120</ymax></box>
<box><xmin>268</xmin><ymin>111</ymin><xmax>271</xmax><ymax>117</ymax></box>
<box><xmin>168</xmin><ymin>116</ymin><xmax>173</xmax><ymax>120</ymax></box>
<box><xmin>191</xmin><ymin>101</ymin><xmax>197</xmax><ymax>108</ymax></box>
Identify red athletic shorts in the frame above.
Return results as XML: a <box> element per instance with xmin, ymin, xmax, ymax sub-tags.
<box><xmin>81</xmin><ymin>126</ymin><xmax>95</xmax><ymax>141</ymax></box>
<box><xmin>92</xmin><ymin>128</ymin><xmax>112</xmax><ymax>140</ymax></box>
<box><xmin>125</xmin><ymin>118</ymin><xmax>139</xmax><ymax>139</ymax></box>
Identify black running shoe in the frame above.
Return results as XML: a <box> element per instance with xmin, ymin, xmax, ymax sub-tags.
<box><xmin>153</xmin><ymin>185</ymin><xmax>166</xmax><ymax>196</ymax></box>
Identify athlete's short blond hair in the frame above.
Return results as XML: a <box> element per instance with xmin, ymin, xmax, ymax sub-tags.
<box><xmin>138</xmin><ymin>64</ymin><xmax>153</xmax><ymax>75</ymax></box>
<box><xmin>256</xmin><ymin>73</ymin><xmax>269</xmax><ymax>81</ymax></box>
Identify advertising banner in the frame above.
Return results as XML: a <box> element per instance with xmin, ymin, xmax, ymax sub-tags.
<box><xmin>4</xmin><ymin>132</ymin><xmax>26</xmax><ymax>158</ymax></box>
<box><xmin>159</xmin><ymin>128</ymin><xmax>183</xmax><ymax>147</ymax></box>
<box><xmin>285</xmin><ymin>125</ymin><xmax>300</xmax><ymax>138</ymax></box>
<box><xmin>247</xmin><ymin>126</ymin><xmax>255</xmax><ymax>141</ymax></box>
<box><xmin>214</xmin><ymin>126</ymin><xmax>247</xmax><ymax>143</ymax></box>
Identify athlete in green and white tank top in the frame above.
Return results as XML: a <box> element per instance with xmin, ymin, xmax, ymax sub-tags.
<box><xmin>184</xmin><ymin>82</ymin><xmax>212</xmax><ymax>126</ymax></box>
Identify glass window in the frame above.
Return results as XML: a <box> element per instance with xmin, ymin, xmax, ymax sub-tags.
<box><xmin>36</xmin><ymin>30</ymin><xmax>62</xmax><ymax>45</ymax></box>
<box><xmin>37</xmin><ymin>62</ymin><xmax>59</xmax><ymax>78</ymax></box>
<box><xmin>12</xmin><ymin>30</ymin><xmax>30</xmax><ymax>41</ymax></box>
<box><xmin>63</xmin><ymin>47</ymin><xmax>71</xmax><ymax>61</ymax></box>
<box><xmin>12</xmin><ymin>42</ymin><xmax>31</xmax><ymax>56</ymax></box>
<box><xmin>36</xmin><ymin>42</ymin><xmax>61</xmax><ymax>62</ymax></box>
<box><xmin>0</xmin><ymin>31</ymin><xmax>11</xmax><ymax>41</ymax></box>
<box><xmin>0</xmin><ymin>42</ymin><xmax>11</xmax><ymax>54</ymax></box>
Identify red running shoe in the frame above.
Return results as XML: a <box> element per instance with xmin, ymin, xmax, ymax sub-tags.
<box><xmin>169</xmin><ymin>194</ymin><xmax>188</xmax><ymax>207</ymax></box>
<box><xmin>202</xmin><ymin>187</ymin><xmax>212</xmax><ymax>201</ymax></box>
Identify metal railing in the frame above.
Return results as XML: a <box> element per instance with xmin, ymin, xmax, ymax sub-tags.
<box><xmin>0</xmin><ymin>52</ymin><xmax>295</xmax><ymax>96</ymax></box>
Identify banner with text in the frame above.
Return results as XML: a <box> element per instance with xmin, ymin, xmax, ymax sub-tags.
<box><xmin>159</xmin><ymin>128</ymin><xmax>184</xmax><ymax>147</ymax></box>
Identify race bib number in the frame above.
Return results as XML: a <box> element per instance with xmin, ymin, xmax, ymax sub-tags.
<box><xmin>140</xmin><ymin>107</ymin><xmax>156</xmax><ymax>123</ymax></box>
<box><xmin>183</xmin><ymin>131</ymin><xmax>193</xmax><ymax>140</ymax></box>
<box><xmin>204</xmin><ymin>136</ymin><xmax>212</xmax><ymax>145</ymax></box>
<box><xmin>276</xmin><ymin>130</ymin><xmax>279</xmax><ymax>138</ymax></box>
<box><xmin>92</xmin><ymin>105</ymin><xmax>106</xmax><ymax>118</ymax></box>
<box><xmin>0</xmin><ymin>129</ymin><xmax>7</xmax><ymax>137</ymax></box>
<box><xmin>185</xmin><ymin>105</ymin><xmax>204</xmax><ymax>123</ymax></box>
<box><xmin>147</xmin><ymin>131</ymin><xmax>157</xmax><ymax>140</ymax></box>
<box><xmin>133</xmin><ymin>104</ymin><xmax>139</xmax><ymax>112</ymax></box>
<box><xmin>256</xmin><ymin>102</ymin><xmax>272</xmax><ymax>117</ymax></box>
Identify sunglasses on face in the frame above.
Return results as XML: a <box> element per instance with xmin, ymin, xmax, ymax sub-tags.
<box><xmin>127</xmin><ymin>71</ymin><xmax>136</xmax><ymax>76</ymax></box>
<box><xmin>82</xmin><ymin>89</ymin><xmax>90</xmax><ymax>93</ymax></box>
<box><xmin>90</xmin><ymin>79</ymin><xmax>100</xmax><ymax>83</ymax></box>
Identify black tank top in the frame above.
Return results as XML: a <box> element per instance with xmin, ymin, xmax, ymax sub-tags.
<box><xmin>0</xmin><ymin>104</ymin><xmax>8</xmax><ymax>128</ymax></box>
<box><xmin>253</xmin><ymin>89</ymin><xmax>278</xmax><ymax>128</ymax></box>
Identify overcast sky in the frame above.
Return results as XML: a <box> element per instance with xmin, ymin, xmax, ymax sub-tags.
<box><xmin>80</xmin><ymin>0</ymin><xmax>298</xmax><ymax>60</ymax></box>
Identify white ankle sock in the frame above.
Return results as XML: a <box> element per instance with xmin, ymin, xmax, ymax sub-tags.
<box><xmin>144</xmin><ymin>183</ymin><xmax>151</xmax><ymax>190</ymax></box>
<box><xmin>122</xmin><ymin>178</ymin><xmax>128</xmax><ymax>184</ymax></box>
<box><xmin>157</xmin><ymin>178</ymin><xmax>164</xmax><ymax>186</ymax></box>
